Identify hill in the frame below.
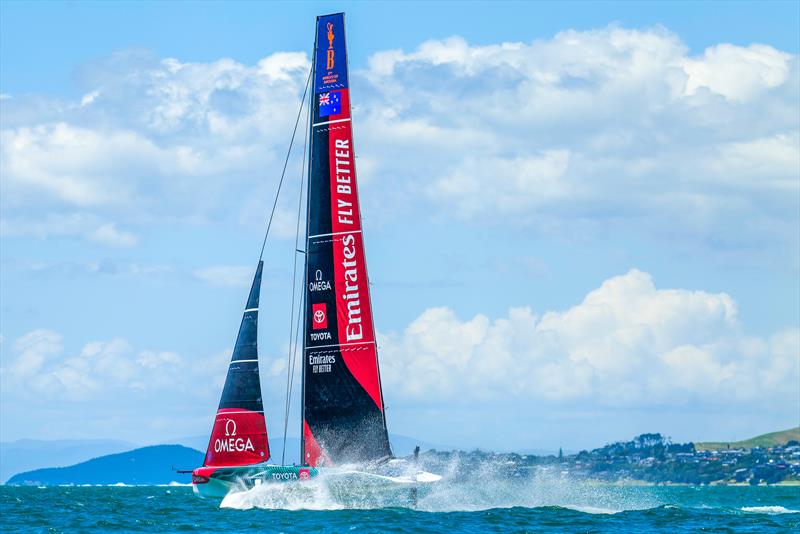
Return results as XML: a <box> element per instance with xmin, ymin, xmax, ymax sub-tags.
<box><xmin>695</xmin><ymin>427</ymin><xmax>800</xmax><ymax>451</ymax></box>
<box><xmin>0</xmin><ymin>439</ymin><xmax>138</xmax><ymax>484</ymax></box>
<box><xmin>6</xmin><ymin>445</ymin><xmax>203</xmax><ymax>486</ymax></box>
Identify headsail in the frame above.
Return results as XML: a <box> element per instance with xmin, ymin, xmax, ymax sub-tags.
<box><xmin>302</xmin><ymin>12</ymin><xmax>392</xmax><ymax>467</ymax></box>
<box><xmin>203</xmin><ymin>261</ymin><xmax>270</xmax><ymax>467</ymax></box>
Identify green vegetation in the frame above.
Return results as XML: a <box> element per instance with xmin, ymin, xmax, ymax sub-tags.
<box><xmin>695</xmin><ymin>427</ymin><xmax>800</xmax><ymax>452</ymax></box>
<box><xmin>421</xmin><ymin>431</ymin><xmax>800</xmax><ymax>486</ymax></box>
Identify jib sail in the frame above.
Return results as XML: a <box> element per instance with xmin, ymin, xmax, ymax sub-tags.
<box><xmin>302</xmin><ymin>12</ymin><xmax>392</xmax><ymax>466</ymax></box>
<box><xmin>203</xmin><ymin>261</ymin><xmax>270</xmax><ymax>467</ymax></box>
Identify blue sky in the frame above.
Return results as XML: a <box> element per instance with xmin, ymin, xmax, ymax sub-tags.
<box><xmin>1</xmin><ymin>1</ymin><xmax>798</xmax><ymax>453</ymax></box>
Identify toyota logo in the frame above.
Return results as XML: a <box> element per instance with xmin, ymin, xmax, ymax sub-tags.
<box><xmin>314</xmin><ymin>309</ymin><xmax>325</xmax><ymax>323</ymax></box>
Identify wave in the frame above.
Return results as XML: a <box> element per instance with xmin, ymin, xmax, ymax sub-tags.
<box><xmin>741</xmin><ymin>506</ymin><xmax>800</xmax><ymax>515</ymax></box>
<box><xmin>561</xmin><ymin>505</ymin><xmax>624</xmax><ymax>515</ymax></box>
<box><xmin>221</xmin><ymin>478</ymin><xmax>345</xmax><ymax>511</ymax></box>
<box><xmin>219</xmin><ymin>457</ymin><xmax>661</xmax><ymax>512</ymax></box>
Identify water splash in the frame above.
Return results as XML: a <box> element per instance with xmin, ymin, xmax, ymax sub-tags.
<box><xmin>220</xmin><ymin>455</ymin><xmax>662</xmax><ymax>512</ymax></box>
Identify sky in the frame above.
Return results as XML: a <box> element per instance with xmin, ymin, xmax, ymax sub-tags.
<box><xmin>1</xmin><ymin>1</ymin><xmax>798</xmax><ymax>453</ymax></box>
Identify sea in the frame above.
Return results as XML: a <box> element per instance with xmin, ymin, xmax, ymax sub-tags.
<box><xmin>1</xmin><ymin>477</ymin><xmax>798</xmax><ymax>533</ymax></box>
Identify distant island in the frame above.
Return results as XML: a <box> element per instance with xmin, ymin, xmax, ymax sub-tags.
<box><xmin>6</xmin><ymin>445</ymin><xmax>202</xmax><ymax>486</ymax></box>
<box><xmin>5</xmin><ymin>428</ymin><xmax>798</xmax><ymax>486</ymax></box>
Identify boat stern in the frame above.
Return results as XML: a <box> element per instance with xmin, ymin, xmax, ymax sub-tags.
<box><xmin>191</xmin><ymin>467</ymin><xmax>233</xmax><ymax>499</ymax></box>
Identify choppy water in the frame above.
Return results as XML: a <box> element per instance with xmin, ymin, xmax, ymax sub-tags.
<box><xmin>1</xmin><ymin>476</ymin><xmax>798</xmax><ymax>532</ymax></box>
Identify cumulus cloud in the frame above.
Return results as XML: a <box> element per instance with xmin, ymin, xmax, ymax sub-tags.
<box><xmin>1</xmin><ymin>27</ymin><xmax>796</xmax><ymax>254</ymax></box>
<box><xmin>0</xmin><ymin>327</ymin><xmax>296</xmax><ymax>441</ymax></box>
<box><xmin>2</xmin><ymin>270</ymin><xmax>796</xmax><ymax>443</ymax></box>
<box><xmin>682</xmin><ymin>43</ymin><xmax>793</xmax><ymax>102</ymax></box>
<box><xmin>380</xmin><ymin>269</ymin><xmax>799</xmax><ymax>407</ymax></box>
<box><xmin>10</xmin><ymin>329</ymin><xmax>63</xmax><ymax>379</ymax></box>
<box><xmin>1</xmin><ymin>50</ymin><xmax>310</xmax><ymax>244</ymax></box>
<box><xmin>356</xmin><ymin>28</ymin><xmax>799</xmax><ymax>249</ymax></box>
<box><xmin>3</xmin><ymin>329</ymin><xmax>276</xmax><ymax>402</ymax></box>
<box><xmin>4</xmin><ymin>333</ymin><xmax>176</xmax><ymax>399</ymax></box>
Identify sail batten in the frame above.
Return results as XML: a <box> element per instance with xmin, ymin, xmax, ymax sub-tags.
<box><xmin>301</xmin><ymin>12</ymin><xmax>392</xmax><ymax>467</ymax></box>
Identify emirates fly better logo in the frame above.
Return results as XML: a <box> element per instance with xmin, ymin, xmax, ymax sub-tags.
<box><xmin>312</xmin><ymin>303</ymin><xmax>328</xmax><ymax>330</ymax></box>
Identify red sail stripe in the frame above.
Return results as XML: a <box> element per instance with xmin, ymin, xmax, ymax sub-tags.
<box><xmin>327</xmin><ymin>111</ymin><xmax>384</xmax><ymax>411</ymax></box>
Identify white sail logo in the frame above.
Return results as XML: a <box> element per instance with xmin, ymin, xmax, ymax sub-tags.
<box><xmin>214</xmin><ymin>417</ymin><xmax>255</xmax><ymax>454</ymax></box>
<box><xmin>341</xmin><ymin>233</ymin><xmax>363</xmax><ymax>341</ymax></box>
<box><xmin>309</xmin><ymin>269</ymin><xmax>331</xmax><ymax>292</ymax></box>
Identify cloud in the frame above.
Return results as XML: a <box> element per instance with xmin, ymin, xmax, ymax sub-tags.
<box><xmin>1</xmin><ymin>212</ymin><xmax>140</xmax><ymax>248</ymax></box>
<box><xmin>80</xmin><ymin>90</ymin><xmax>100</xmax><ymax>107</ymax></box>
<box><xmin>682</xmin><ymin>43</ymin><xmax>793</xmax><ymax>102</ymax></box>
<box><xmin>9</xmin><ymin>329</ymin><xmax>63</xmax><ymax>379</ymax></box>
<box><xmin>1</xmin><ymin>27</ymin><xmax>796</xmax><ymax>255</ymax></box>
<box><xmin>2</xmin><ymin>123</ymin><xmax>157</xmax><ymax>207</ymax></box>
<box><xmin>2</xmin><ymin>270</ymin><xmax>796</xmax><ymax>443</ymax></box>
<box><xmin>355</xmin><ymin>28</ymin><xmax>799</xmax><ymax>250</ymax></box>
<box><xmin>3</xmin><ymin>331</ymin><xmax>207</xmax><ymax>400</ymax></box>
<box><xmin>380</xmin><ymin>269</ymin><xmax>799</xmax><ymax>407</ymax></box>
<box><xmin>1</xmin><ymin>50</ymin><xmax>310</xmax><ymax>242</ymax></box>
<box><xmin>193</xmin><ymin>265</ymin><xmax>254</xmax><ymax>287</ymax></box>
<box><xmin>87</xmin><ymin>223</ymin><xmax>139</xmax><ymax>247</ymax></box>
<box><xmin>0</xmin><ymin>328</ymin><xmax>296</xmax><ymax>440</ymax></box>
<box><xmin>431</xmin><ymin>151</ymin><xmax>571</xmax><ymax>217</ymax></box>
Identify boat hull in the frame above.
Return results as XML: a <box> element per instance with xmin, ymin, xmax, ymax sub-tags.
<box><xmin>191</xmin><ymin>460</ymin><xmax>441</xmax><ymax>500</ymax></box>
<box><xmin>192</xmin><ymin>465</ymin><xmax>319</xmax><ymax>499</ymax></box>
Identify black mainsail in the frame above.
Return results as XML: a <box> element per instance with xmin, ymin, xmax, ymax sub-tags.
<box><xmin>301</xmin><ymin>12</ymin><xmax>392</xmax><ymax>466</ymax></box>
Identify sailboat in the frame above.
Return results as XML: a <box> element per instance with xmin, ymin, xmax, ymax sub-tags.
<box><xmin>191</xmin><ymin>13</ymin><xmax>438</xmax><ymax>500</ymax></box>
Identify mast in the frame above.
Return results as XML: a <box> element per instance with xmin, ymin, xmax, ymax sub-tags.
<box><xmin>202</xmin><ymin>261</ymin><xmax>270</xmax><ymax>467</ymax></box>
<box><xmin>299</xmin><ymin>19</ymin><xmax>318</xmax><ymax>467</ymax></box>
<box><xmin>300</xmin><ymin>12</ymin><xmax>393</xmax><ymax>466</ymax></box>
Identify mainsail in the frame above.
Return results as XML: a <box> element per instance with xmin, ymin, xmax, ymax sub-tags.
<box><xmin>203</xmin><ymin>261</ymin><xmax>270</xmax><ymax>467</ymax></box>
<box><xmin>302</xmin><ymin>12</ymin><xmax>392</xmax><ymax>466</ymax></box>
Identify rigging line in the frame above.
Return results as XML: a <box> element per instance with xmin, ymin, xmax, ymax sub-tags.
<box><xmin>281</xmin><ymin>80</ymin><xmax>310</xmax><ymax>465</ymax></box>
<box><xmin>284</xmin><ymin>286</ymin><xmax>304</xmax><ymax>451</ymax></box>
<box><xmin>258</xmin><ymin>67</ymin><xmax>312</xmax><ymax>262</ymax></box>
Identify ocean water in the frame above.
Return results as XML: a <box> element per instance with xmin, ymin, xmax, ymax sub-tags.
<box><xmin>1</xmin><ymin>478</ymin><xmax>798</xmax><ymax>533</ymax></box>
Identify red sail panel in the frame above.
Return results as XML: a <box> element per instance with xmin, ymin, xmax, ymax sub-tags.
<box><xmin>204</xmin><ymin>408</ymin><xmax>269</xmax><ymax>467</ymax></box>
<box><xmin>327</xmin><ymin>119</ymin><xmax>383</xmax><ymax>410</ymax></box>
<box><xmin>331</xmin><ymin>231</ymin><xmax>382</xmax><ymax>408</ymax></box>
